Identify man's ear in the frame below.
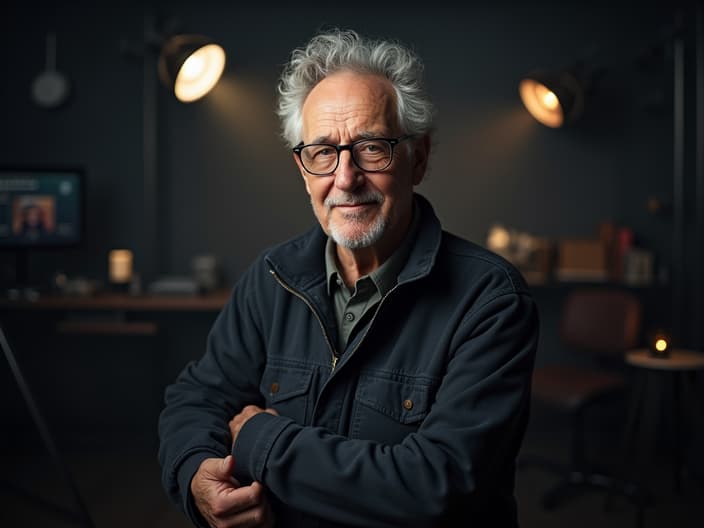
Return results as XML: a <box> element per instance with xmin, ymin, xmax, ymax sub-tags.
<box><xmin>412</xmin><ymin>134</ymin><xmax>431</xmax><ymax>186</ymax></box>
<box><xmin>293</xmin><ymin>153</ymin><xmax>312</xmax><ymax>195</ymax></box>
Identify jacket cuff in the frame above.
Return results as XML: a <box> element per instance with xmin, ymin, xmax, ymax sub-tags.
<box><xmin>177</xmin><ymin>452</ymin><xmax>215</xmax><ymax>528</ymax></box>
<box><xmin>232</xmin><ymin>412</ymin><xmax>293</xmax><ymax>484</ymax></box>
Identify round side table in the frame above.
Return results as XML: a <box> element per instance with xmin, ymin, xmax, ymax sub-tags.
<box><xmin>622</xmin><ymin>348</ymin><xmax>704</xmax><ymax>494</ymax></box>
<box><xmin>626</xmin><ymin>348</ymin><xmax>704</xmax><ymax>372</ymax></box>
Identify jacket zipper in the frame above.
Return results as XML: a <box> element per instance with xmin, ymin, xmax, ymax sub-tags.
<box><xmin>270</xmin><ymin>269</ymin><xmax>411</xmax><ymax>373</ymax></box>
<box><xmin>269</xmin><ymin>269</ymin><xmax>339</xmax><ymax>370</ymax></box>
<box><xmin>342</xmin><ymin>281</ymin><xmax>401</xmax><ymax>368</ymax></box>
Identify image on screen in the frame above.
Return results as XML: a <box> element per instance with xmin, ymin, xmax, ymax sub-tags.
<box><xmin>0</xmin><ymin>167</ymin><xmax>84</xmax><ymax>248</ymax></box>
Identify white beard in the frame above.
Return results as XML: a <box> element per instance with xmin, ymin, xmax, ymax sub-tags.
<box><xmin>314</xmin><ymin>189</ymin><xmax>388</xmax><ymax>249</ymax></box>
<box><xmin>328</xmin><ymin>209</ymin><xmax>387</xmax><ymax>249</ymax></box>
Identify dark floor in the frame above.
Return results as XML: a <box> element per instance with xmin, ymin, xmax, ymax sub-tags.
<box><xmin>1</xmin><ymin>419</ymin><xmax>702</xmax><ymax>528</ymax></box>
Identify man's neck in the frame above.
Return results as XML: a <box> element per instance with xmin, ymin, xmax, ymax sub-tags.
<box><xmin>335</xmin><ymin>247</ymin><xmax>386</xmax><ymax>287</ymax></box>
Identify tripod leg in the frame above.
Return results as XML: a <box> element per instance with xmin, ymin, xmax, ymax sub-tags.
<box><xmin>0</xmin><ymin>326</ymin><xmax>95</xmax><ymax>528</ymax></box>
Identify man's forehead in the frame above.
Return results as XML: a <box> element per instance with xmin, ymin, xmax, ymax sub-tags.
<box><xmin>301</xmin><ymin>73</ymin><xmax>398</xmax><ymax>141</ymax></box>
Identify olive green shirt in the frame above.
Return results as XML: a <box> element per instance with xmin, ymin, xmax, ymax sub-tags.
<box><xmin>325</xmin><ymin>204</ymin><xmax>420</xmax><ymax>352</ymax></box>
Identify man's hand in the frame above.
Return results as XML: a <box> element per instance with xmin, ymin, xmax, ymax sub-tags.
<box><xmin>229</xmin><ymin>405</ymin><xmax>278</xmax><ymax>448</ymax></box>
<box><xmin>191</xmin><ymin>455</ymin><xmax>275</xmax><ymax>528</ymax></box>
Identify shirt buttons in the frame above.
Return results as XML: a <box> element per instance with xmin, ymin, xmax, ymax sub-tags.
<box><xmin>344</xmin><ymin>312</ymin><xmax>355</xmax><ymax>322</ymax></box>
<box><xmin>403</xmin><ymin>399</ymin><xmax>414</xmax><ymax>410</ymax></box>
<box><xmin>270</xmin><ymin>382</ymin><xmax>279</xmax><ymax>394</ymax></box>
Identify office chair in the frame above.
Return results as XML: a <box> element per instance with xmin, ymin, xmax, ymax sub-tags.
<box><xmin>520</xmin><ymin>288</ymin><xmax>646</xmax><ymax>512</ymax></box>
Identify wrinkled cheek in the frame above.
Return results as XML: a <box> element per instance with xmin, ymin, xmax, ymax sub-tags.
<box><xmin>309</xmin><ymin>199</ymin><xmax>330</xmax><ymax>232</ymax></box>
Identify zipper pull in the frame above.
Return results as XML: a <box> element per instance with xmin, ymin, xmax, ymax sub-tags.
<box><xmin>331</xmin><ymin>354</ymin><xmax>338</xmax><ymax>370</ymax></box>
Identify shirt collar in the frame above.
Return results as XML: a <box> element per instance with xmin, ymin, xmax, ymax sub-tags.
<box><xmin>325</xmin><ymin>238</ymin><xmax>343</xmax><ymax>295</ymax></box>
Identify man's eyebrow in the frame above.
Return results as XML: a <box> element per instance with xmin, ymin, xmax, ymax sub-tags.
<box><xmin>307</xmin><ymin>131</ymin><xmax>390</xmax><ymax>145</ymax></box>
<box><xmin>356</xmin><ymin>131</ymin><xmax>388</xmax><ymax>140</ymax></box>
<box><xmin>309</xmin><ymin>135</ymin><xmax>332</xmax><ymax>144</ymax></box>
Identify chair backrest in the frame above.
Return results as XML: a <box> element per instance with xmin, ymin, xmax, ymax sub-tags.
<box><xmin>560</xmin><ymin>288</ymin><xmax>643</xmax><ymax>357</ymax></box>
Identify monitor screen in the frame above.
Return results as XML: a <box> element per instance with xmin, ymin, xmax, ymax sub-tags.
<box><xmin>0</xmin><ymin>166</ymin><xmax>84</xmax><ymax>248</ymax></box>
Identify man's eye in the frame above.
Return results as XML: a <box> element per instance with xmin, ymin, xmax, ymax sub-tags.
<box><xmin>310</xmin><ymin>146</ymin><xmax>336</xmax><ymax>158</ymax></box>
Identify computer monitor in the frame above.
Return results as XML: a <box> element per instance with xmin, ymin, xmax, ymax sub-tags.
<box><xmin>0</xmin><ymin>166</ymin><xmax>84</xmax><ymax>292</ymax></box>
<box><xmin>0</xmin><ymin>166</ymin><xmax>84</xmax><ymax>249</ymax></box>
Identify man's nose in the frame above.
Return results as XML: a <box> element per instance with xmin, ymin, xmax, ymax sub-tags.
<box><xmin>334</xmin><ymin>150</ymin><xmax>363</xmax><ymax>191</ymax></box>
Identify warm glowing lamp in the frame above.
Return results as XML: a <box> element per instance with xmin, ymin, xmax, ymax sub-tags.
<box><xmin>519</xmin><ymin>69</ymin><xmax>585</xmax><ymax>128</ymax></box>
<box><xmin>649</xmin><ymin>329</ymin><xmax>670</xmax><ymax>358</ymax></box>
<box><xmin>158</xmin><ymin>35</ymin><xmax>226</xmax><ymax>103</ymax></box>
<box><xmin>109</xmin><ymin>249</ymin><xmax>134</xmax><ymax>293</ymax></box>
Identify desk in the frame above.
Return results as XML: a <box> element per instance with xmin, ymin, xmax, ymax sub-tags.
<box><xmin>0</xmin><ymin>290</ymin><xmax>230</xmax><ymax>334</ymax></box>
<box><xmin>0</xmin><ymin>290</ymin><xmax>231</xmax><ymax>312</ymax></box>
<box><xmin>623</xmin><ymin>348</ymin><xmax>704</xmax><ymax>494</ymax></box>
<box><xmin>0</xmin><ymin>289</ymin><xmax>231</xmax><ymax>442</ymax></box>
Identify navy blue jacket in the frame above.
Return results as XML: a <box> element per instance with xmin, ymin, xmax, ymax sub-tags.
<box><xmin>158</xmin><ymin>194</ymin><xmax>539</xmax><ymax>527</ymax></box>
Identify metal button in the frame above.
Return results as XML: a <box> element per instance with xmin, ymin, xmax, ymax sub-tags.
<box><xmin>270</xmin><ymin>382</ymin><xmax>279</xmax><ymax>394</ymax></box>
<box><xmin>344</xmin><ymin>312</ymin><xmax>355</xmax><ymax>322</ymax></box>
<box><xmin>403</xmin><ymin>399</ymin><xmax>413</xmax><ymax>410</ymax></box>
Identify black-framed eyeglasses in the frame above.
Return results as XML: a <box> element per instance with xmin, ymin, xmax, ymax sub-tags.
<box><xmin>292</xmin><ymin>135</ymin><xmax>415</xmax><ymax>176</ymax></box>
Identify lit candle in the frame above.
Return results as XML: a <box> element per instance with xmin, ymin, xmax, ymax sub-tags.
<box><xmin>649</xmin><ymin>329</ymin><xmax>670</xmax><ymax>358</ymax></box>
<box><xmin>109</xmin><ymin>249</ymin><xmax>133</xmax><ymax>284</ymax></box>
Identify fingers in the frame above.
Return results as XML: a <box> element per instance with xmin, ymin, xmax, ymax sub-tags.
<box><xmin>230</xmin><ymin>406</ymin><xmax>279</xmax><ymax>448</ymax></box>
<box><xmin>221</xmin><ymin>483</ymin><xmax>275</xmax><ymax>528</ymax></box>
<box><xmin>219</xmin><ymin>482</ymin><xmax>266</xmax><ymax>515</ymax></box>
<box><xmin>229</xmin><ymin>406</ymin><xmax>262</xmax><ymax>446</ymax></box>
<box><xmin>193</xmin><ymin>469</ymin><xmax>274</xmax><ymax>528</ymax></box>
<box><xmin>200</xmin><ymin>455</ymin><xmax>235</xmax><ymax>481</ymax></box>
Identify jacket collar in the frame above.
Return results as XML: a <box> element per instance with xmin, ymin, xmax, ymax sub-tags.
<box><xmin>265</xmin><ymin>193</ymin><xmax>442</xmax><ymax>294</ymax></box>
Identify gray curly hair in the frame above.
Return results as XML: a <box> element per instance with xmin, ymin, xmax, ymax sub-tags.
<box><xmin>276</xmin><ymin>28</ymin><xmax>435</xmax><ymax>148</ymax></box>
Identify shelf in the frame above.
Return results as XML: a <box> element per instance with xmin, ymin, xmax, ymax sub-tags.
<box><xmin>0</xmin><ymin>289</ymin><xmax>231</xmax><ymax>312</ymax></box>
<box><xmin>55</xmin><ymin>320</ymin><xmax>159</xmax><ymax>336</ymax></box>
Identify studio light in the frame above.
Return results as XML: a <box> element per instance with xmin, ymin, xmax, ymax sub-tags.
<box><xmin>518</xmin><ymin>69</ymin><xmax>585</xmax><ymax>128</ymax></box>
<box><xmin>158</xmin><ymin>34</ymin><xmax>226</xmax><ymax>103</ymax></box>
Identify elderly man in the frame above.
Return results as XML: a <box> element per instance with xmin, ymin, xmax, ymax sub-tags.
<box><xmin>159</xmin><ymin>28</ymin><xmax>538</xmax><ymax>528</ymax></box>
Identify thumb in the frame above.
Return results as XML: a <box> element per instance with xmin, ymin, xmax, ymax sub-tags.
<box><xmin>219</xmin><ymin>455</ymin><xmax>235</xmax><ymax>476</ymax></box>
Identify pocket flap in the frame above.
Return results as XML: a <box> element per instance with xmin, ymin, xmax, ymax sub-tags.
<box><xmin>356</xmin><ymin>375</ymin><xmax>433</xmax><ymax>424</ymax></box>
<box><xmin>260</xmin><ymin>364</ymin><xmax>313</xmax><ymax>403</ymax></box>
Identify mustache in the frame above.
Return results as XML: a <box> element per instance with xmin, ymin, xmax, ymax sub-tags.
<box><xmin>324</xmin><ymin>190</ymin><xmax>384</xmax><ymax>209</ymax></box>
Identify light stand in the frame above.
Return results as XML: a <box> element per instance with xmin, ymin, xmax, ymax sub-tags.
<box><xmin>671</xmin><ymin>10</ymin><xmax>685</xmax><ymax>348</ymax></box>
<box><xmin>141</xmin><ymin>10</ymin><xmax>159</xmax><ymax>287</ymax></box>
<box><xmin>0</xmin><ymin>326</ymin><xmax>95</xmax><ymax>527</ymax></box>
<box><xmin>122</xmin><ymin>9</ymin><xmax>226</xmax><ymax>287</ymax></box>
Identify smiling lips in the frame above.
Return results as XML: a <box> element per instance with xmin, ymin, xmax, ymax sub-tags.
<box><xmin>337</xmin><ymin>202</ymin><xmax>372</xmax><ymax>208</ymax></box>
<box><xmin>334</xmin><ymin>202</ymin><xmax>377</xmax><ymax>214</ymax></box>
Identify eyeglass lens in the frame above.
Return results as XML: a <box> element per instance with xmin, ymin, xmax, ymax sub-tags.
<box><xmin>299</xmin><ymin>139</ymin><xmax>394</xmax><ymax>174</ymax></box>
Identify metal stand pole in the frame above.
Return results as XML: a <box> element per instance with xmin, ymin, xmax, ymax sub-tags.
<box><xmin>0</xmin><ymin>326</ymin><xmax>95</xmax><ymax>528</ymax></box>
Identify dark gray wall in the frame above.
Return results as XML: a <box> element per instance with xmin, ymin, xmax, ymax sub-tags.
<box><xmin>2</xmin><ymin>2</ymin><xmax>700</xmax><ymax>354</ymax></box>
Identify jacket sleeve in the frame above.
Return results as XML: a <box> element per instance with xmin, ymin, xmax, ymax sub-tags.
<box><xmin>232</xmin><ymin>290</ymin><xmax>539</xmax><ymax>527</ymax></box>
<box><xmin>157</xmin><ymin>264</ymin><xmax>269</xmax><ymax>524</ymax></box>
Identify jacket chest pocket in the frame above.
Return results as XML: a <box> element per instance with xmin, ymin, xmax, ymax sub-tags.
<box><xmin>260</xmin><ymin>364</ymin><xmax>313</xmax><ymax>425</ymax></box>
<box><xmin>351</xmin><ymin>374</ymin><xmax>434</xmax><ymax>444</ymax></box>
